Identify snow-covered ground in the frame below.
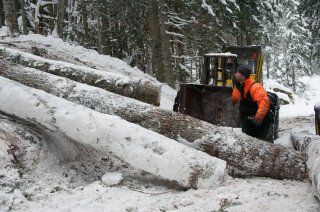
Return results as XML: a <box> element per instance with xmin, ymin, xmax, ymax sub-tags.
<box><xmin>1</xmin><ymin>29</ymin><xmax>320</xmax><ymax>211</ymax></box>
<box><xmin>1</xmin><ymin>113</ymin><xmax>319</xmax><ymax>212</ymax></box>
<box><xmin>265</xmin><ymin>77</ymin><xmax>320</xmax><ymax>118</ymax></box>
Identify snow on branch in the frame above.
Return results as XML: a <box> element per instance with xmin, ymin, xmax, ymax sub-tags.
<box><xmin>35</xmin><ymin>0</ymin><xmax>43</xmax><ymax>17</ymax></box>
<box><xmin>166</xmin><ymin>31</ymin><xmax>185</xmax><ymax>38</ymax></box>
<box><xmin>201</xmin><ymin>0</ymin><xmax>215</xmax><ymax>17</ymax></box>
<box><xmin>35</xmin><ymin>0</ymin><xmax>58</xmax><ymax>17</ymax></box>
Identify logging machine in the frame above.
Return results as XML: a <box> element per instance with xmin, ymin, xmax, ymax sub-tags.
<box><xmin>174</xmin><ymin>46</ymin><xmax>280</xmax><ymax>141</ymax></box>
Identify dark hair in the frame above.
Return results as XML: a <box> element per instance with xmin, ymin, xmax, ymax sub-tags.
<box><xmin>237</xmin><ymin>65</ymin><xmax>252</xmax><ymax>79</ymax></box>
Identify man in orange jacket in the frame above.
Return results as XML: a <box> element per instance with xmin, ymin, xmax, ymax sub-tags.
<box><xmin>232</xmin><ymin>65</ymin><xmax>271</xmax><ymax>140</ymax></box>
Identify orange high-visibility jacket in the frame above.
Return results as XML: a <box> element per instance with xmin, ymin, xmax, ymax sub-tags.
<box><xmin>232</xmin><ymin>78</ymin><xmax>270</xmax><ymax>121</ymax></box>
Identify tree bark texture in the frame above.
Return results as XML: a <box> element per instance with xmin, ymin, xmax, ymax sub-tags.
<box><xmin>0</xmin><ymin>47</ymin><xmax>161</xmax><ymax>106</ymax></box>
<box><xmin>80</xmin><ymin>0</ymin><xmax>89</xmax><ymax>47</ymax></box>
<box><xmin>57</xmin><ymin>0</ymin><xmax>65</xmax><ymax>38</ymax></box>
<box><xmin>47</xmin><ymin>3</ymin><xmax>55</xmax><ymax>33</ymax></box>
<box><xmin>149</xmin><ymin>0</ymin><xmax>163</xmax><ymax>82</ymax></box>
<box><xmin>97</xmin><ymin>0</ymin><xmax>110</xmax><ymax>55</ymax></box>
<box><xmin>0</xmin><ymin>76</ymin><xmax>228</xmax><ymax>189</ymax></box>
<box><xmin>3</xmin><ymin>0</ymin><xmax>19</xmax><ymax>34</ymax></box>
<box><xmin>0</xmin><ymin>0</ymin><xmax>5</xmax><ymax>27</ymax></box>
<box><xmin>0</xmin><ymin>60</ymin><xmax>308</xmax><ymax>180</ymax></box>
<box><xmin>19</xmin><ymin>0</ymin><xmax>28</xmax><ymax>35</ymax></box>
<box><xmin>291</xmin><ymin>132</ymin><xmax>320</xmax><ymax>198</ymax></box>
<box><xmin>148</xmin><ymin>0</ymin><xmax>175</xmax><ymax>87</ymax></box>
<box><xmin>158</xmin><ymin>0</ymin><xmax>175</xmax><ymax>88</ymax></box>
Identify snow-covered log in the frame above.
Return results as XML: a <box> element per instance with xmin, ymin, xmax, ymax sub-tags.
<box><xmin>0</xmin><ymin>61</ymin><xmax>308</xmax><ymax>180</ymax></box>
<box><xmin>0</xmin><ymin>47</ymin><xmax>161</xmax><ymax>106</ymax></box>
<box><xmin>291</xmin><ymin>132</ymin><xmax>320</xmax><ymax>198</ymax></box>
<box><xmin>0</xmin><ymin>76</ymin><xmax>228</xmax><ymax>189</ymax></box>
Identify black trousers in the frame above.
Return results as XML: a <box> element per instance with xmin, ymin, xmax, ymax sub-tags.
<box><xmin>241</xmin><ymin>115</ymin><xmax>272</xmax><ymax>141</ymax></box>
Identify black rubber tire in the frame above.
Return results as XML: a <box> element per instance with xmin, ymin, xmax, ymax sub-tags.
<box><xmin>316</xmin><ymin>117</ymin><xmax>319</xmax><ymax>135</ymax></box>
<box><xmin>265</xmin><ymin>98</ymin><xmax>280</xmax><ymax>143</ymax></box>
<box><xmin>173</xmin><ymin>91</ymin><xmax>180</xmax><ymax>112</ymax></box>
<box><xmin>274</xmin><ymin>106</ymin><xmax>280</xmax><ymax>139</ymax></box>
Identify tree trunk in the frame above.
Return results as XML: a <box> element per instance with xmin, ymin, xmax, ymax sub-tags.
<box><xmin>3</xmin><ymin>0</ymin><xmax>19</xmax><ymax>35</ymax></box>
<box><xmin>34</xmin><ymin>0</ymin><xmax>44</xmax><ymax>34</ymax></box>
<box><xmin>149</xmin><ymin>0</ymin><xmax>175</xmax><ymax>87</ymax></box>
<box><xmin>65</xmin><ymin>0</ymin><xmax>72</xmax><ymax>41</ymax></box>
<box><xmin>19</xmin><ymin>0</ymin><xmax>28</xmax><ymax>35</ymax></box>
<box><xmin>47</xmin><ymin>3</ymin><xmax>55</xmax><ymax>33</ymax></box>
<box><xmin>158</xmin><ymin>0</ymin><xmax>175</xmax><ymax>88</ymax></box>
<box><xmin>0</xmin><ymin>60</ymin><xmax>308</xmax><ymax>180</ymax></box>
<box><xmin>169</xmin><ymin>0</ymin><xmax>185</xmax><ymax>83</ymax></box>
<box><xmin>97</xmin><ymin>0</ymin><xmax>110</xmax><ymax>55</ymax></box>
<box><xmin>80</xmin><ymin>0</ymin><xmax>89</xmax><ymax>48</ymax></box>
<box><xmin>149</xmin><ymin>0</ymin><xmax>164</xmax><ymax>82</ymax></box>
<box><xmin>0</xmin><ymin>47</ymin><xmax>162</xmax><ymax>106</ymax></box>
<box><xmin>57</xmin><ymin>0</ymin><xmax>65</xmax><ymax>38</ymax></box>
<box><xmin>0</xmin><ymin>76</ymin><xmax>228</xmax><ymax>189</ymax></box>
<box><xmin>291</xmin><ymin>132</ymin><xmax>320</xmax><ymax>198</ymax></box>
<box><xmin>0</xmin><ymin>0</ymin><xmax>5</xmax><ymax>27</ymax></box>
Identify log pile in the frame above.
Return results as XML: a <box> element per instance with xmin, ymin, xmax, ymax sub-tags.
<box><xmin>0</xmin><ymin>77</ymin><xmax>228</xmax><ymax>189</ymax></box>
<box><xmin>0</xmin><ymin>47</ymin><xmax>161</xmax><ymax>106</ymax></box>
<box><xmin>0</xmin><ymin>60</ymin><xmax>308</xmax><ymax>180</ymax></box>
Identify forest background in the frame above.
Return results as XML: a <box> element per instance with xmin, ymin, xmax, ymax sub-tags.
<box><xmin>1</xmin><ymin>0</ymin><xmax>319</xmax><ymax>94</ymax></box>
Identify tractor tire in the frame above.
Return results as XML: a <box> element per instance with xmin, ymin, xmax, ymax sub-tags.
<box><xmin>316</xmin><ymin>117</ymin><xmax>319</xmax><ymax>135</ymax></box>
<box><xmin>274</xmin><ymin>105</ymin><xmax>280</xmax><ymax>139</ymax></box>
<box><xmin>173</xmin><ymin>91</ymin><xmax>180</xmax><ymax>112</ymax></box>
<box><xmin>315</xmin><ymin>103</ymin><xmax>320</xmax><ymax>135</ymax></box>
<box><xmin>266</xmin><ymin>123</ymin><xmax>275</xmax><ymax>143</ymax></box>
<box><xmin>265</xmin><ymin>97</ymin><xmax>280</xmax><ymax>143</ymax></box>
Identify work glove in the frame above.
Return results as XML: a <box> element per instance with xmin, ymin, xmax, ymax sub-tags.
<box><xmin>246</xmin><ymin>116</ymin><xmax>263</xmax><ymax>127</ymax></box>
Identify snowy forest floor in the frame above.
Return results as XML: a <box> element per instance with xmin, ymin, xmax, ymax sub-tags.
<box><xmin>1</xmin><ymin>113</ymin><xmax>319</xmax><ymax>212</ymax></box>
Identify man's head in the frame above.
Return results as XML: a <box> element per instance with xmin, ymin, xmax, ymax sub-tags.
<box><xmin>234</xmin><ymin>65</ymin><xmax>252</xmax><ymax>82</ymax></box>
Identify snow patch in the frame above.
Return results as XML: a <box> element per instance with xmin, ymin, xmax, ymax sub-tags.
<box><xmin>201</xmin><ymin>0</ymin><xmax>215</xmax><ymax>16</ymax></box>
<box><xmin>101</xmin><ymin>172</ymin><xmax>123</xmax><ymax>186</ymax></box>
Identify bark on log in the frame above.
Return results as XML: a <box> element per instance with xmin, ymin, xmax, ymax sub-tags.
<box><xmin>0</xmin><ymin>76</ymin><xmax>228</xmax><ymax>189</ymax></box>
<box><xmin>0</xmin><ymin>47</ymin><xmax>161</xmax><ymax>106</ymax></box>
<box><xmin>291</xmin><ymin>132</ymin><xmax>320</xmax><ymax>198</ymax></box>
<box><xmin>0</xmin><ymin>60</ymin><xmax>308</xmax><ymax>180</ymax></box>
